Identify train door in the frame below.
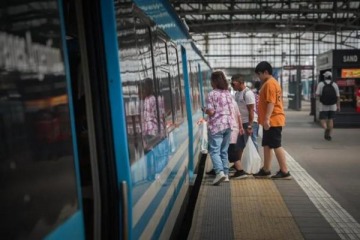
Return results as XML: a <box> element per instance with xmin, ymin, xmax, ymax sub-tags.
<box><xmin>63</xmin><ymin>0</ymin><xmax>125</xmax><ymax>239</ymax></box>
<box><xmin>0</xmin><ymin>1</ymin><xmax>86</xmax><ymax>239</ymax></box>
<box><xmin>0</xmin><ymin>0</ymin><xmax>126</xmax><ymax>239</ymax></box>
<box><xmin>99</xmin><ymin>1</ymin><xmax>134</xmax><ymax>239</ymax></box>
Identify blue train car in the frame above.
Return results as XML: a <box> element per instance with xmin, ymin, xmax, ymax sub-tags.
<box><xmin>0</xmin><ymin>0</ymin><xmax>211</xmax><ymax>239</ymax></box>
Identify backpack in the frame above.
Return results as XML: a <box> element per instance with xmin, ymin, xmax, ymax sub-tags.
<box><xmin>320</xmin><ymin>81</ymin><xmax>337</xmax><ymax>105</ymax></box>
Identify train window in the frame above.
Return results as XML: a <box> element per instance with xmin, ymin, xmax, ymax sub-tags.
<box><xmin>137</xmin><ymin>23</ymin><xmax>165</xmax><ymax>150</ymax></box>
<box><xmin>141</xmin><ymin>78</ymin><xmax>165</xmax><ymax>150</ymax></box>
<box><xmin>153</xmin><ymin>37</ymin><xmax>168</xmax><ymax>67</ymax></box>
<box><xmin>190</xmin><ymin>63</ymin><xmax>201</xmax><ymax>111</ymax></box>
<box><xmin>157</xmin><ymin>70</ymin><xmax>173</xmax><ymax>128</ymax></box>
<box><xmin>117</xmin><ymin>14</ymin><xmax>145</xmax><ymax>164</ymax></box>
<box><xmin>0</xmin><ymin>1</ymin><xmax>79</xmax><ymax>238</ymax></box>
<box><xmin>178</xmin><ymin>50</ymin><xmax>187</xmax><ymax>120</ymax></box>
<box><xmin>136</xmin><ymin>21</ymin><xmax>154</xmax><ymax>80</ymax></box>
<box><xmin>168</xmin><ymin>45</ymin><xmax>184</xmax><ymax>124</ymax></box>
<box><xmin>203</xmin><ymin>70</ymin><xmax>210</xmax><ymax>101</ymax></box>
<box><xmin>153</xmin><ymin>36</ymin><xmax>174</xmax><ymax>132</ymax></box>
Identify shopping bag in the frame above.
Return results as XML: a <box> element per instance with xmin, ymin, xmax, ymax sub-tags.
<box><xmin>199</xmin><ymin>121</ymin><xmax>208</xmax><ymax>154</ymax></box>
<box><xmin>241</xmin><ymin>138</ymin><xmax>262</xmax><ymax>174</ymax></box>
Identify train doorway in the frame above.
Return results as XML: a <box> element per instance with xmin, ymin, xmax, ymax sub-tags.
<box><xmin>61</xmin><ymin>0</ymin><xmax>121</xmax><ymax>239</ymax></box>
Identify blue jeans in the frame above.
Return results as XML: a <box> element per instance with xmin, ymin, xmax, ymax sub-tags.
<box><xmin>208</xmin><ymin>128</ymin><xmax>231</xmax><ymax>175</ymax></box>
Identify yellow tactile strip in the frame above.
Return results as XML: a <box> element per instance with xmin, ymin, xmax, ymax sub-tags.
<box><xmin>230</xmin><ymin>179</ymin><xmax>304</xmax><ymax>240</ymax></box>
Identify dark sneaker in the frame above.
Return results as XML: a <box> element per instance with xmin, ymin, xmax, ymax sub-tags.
<box><xmin>229</xmin><ymin>165</ymin><xmax>236</xmax><ymax>173</ymax></box>
<box><xmin>206</xmin><ymin>169</ymin><xmax>216</xmax><ymax>176</ymax></box>
<box><xmin>232</xmin><ymin>170</ymin><xmax>248</xmax><ymax>179</ymax></box>
<box><xmin>253</xmin><ymin>168</ymin><xmax>271</xmax><ymax>178</ymax></box>
<box><xmin>324</xmin><ymin>129</ymin><xmax>331</xmax><ymax>141</ymax></box>
<box><xmin>271</xmin><ymin>170</ymin><xmax>292</xmax><ymax>180</ymax></box>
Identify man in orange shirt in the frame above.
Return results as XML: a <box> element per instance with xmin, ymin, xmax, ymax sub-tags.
<box><xmin>253</xmin><ymin>61</ymin><xmax>291</xmax><ymax>179</ymax></box>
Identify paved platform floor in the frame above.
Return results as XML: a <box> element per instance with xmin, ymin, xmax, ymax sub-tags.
<box><xmin>189</xmin><ymin>166</ymin><xmax>340</xmax><ymax>240</ymax></box>
<box><xmin>188</xmin><ymin>100</ymin><xmax>360</xmax><ymax>240</ymax></box>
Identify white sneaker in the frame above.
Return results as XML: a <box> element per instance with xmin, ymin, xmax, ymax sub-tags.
<box><xmin>212</xmin><ymin>171</ymin><xmax>225</xmax><ymax>185</ymax></box>
<box><xmin>224</xmin><ymin>175</ymin><xmax>229</xmax><ymax>182</ymax></box>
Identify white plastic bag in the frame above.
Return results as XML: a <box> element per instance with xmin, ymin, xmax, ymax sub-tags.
<box><xmin>199</xmin><ymin>121</ymin><xmax>208</xmax><ymax>154</ymax></box>
<box><xmin>241</xmin><ymin>138</ymin><xmax>262</xmax><ymax>174</ymax></box>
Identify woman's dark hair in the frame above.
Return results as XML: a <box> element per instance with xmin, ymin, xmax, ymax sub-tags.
<box><xmin>143</xmin><ymin>78</ymin><xmax>154</xmax><ymax>97</ymax></box>
<box><xmin>255</xmin><ymin>61</ymin><xmax>273</xmax><ymax>75</ymax></box>
<box><xmin>211</xmin><ymin>70</ymin><xmax>228</xmax><ymax>90</ymax></box>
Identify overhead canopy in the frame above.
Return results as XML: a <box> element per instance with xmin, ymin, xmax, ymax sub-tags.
<box><xmin>171</xmin><ymin>0</ymin><xmax>360</xmax><ymax>33</ymax></box>
<box><xmin>170</xmin><ymin>0</ymin><xmax>360</xmax><ymax>68</ymax></box>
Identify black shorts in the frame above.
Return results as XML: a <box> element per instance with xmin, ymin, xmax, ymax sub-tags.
<box><xmin>228</xmin><ymin>143</ymin><xmax>241</xmax><ymax>163</ymax></box>
<box><xmin>319</xmin><ymin>111</ymin><xmax>336</xmax><ymax>120</ymax></box>
<box><xmin>262</xmin><ymin>127</ymin><xmax>282</xmax><ymax>149</ymax></box>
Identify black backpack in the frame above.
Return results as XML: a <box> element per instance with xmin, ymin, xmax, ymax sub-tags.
<box><xmin>320</xmin><ymin>81</ymin><xmax>337</xmax><ymax>105</ymax></box>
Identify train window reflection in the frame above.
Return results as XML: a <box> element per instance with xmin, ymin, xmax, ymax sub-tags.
<box><xmin>190</xmin><ymin>63</ymin><xmax>201</xmax><ymax>111</ymax></box>
<box><xmin>116</xmin><ymin>12</ymin><xmax>185</xmax><ymax>166</ymax></box>
<box><xmin>0</xmin><ymin>1</ymin><xmax>79</xmax><ymax>238</ymax></box>
<box><xmin>157</xmin><ymin>70</ymin><xmax>173</xmax><ymax>129</ymax></box>
<box><xmin>141</xmin><ymin>77</ymin><xmax>164</xmax><ymax>150</ymax></box>
<box><xmin>117</xmin><ymin>14</ymin><xmax>145</xmax><ymax>164</ymax></box>
<box><xmin>168</xmin><ymin>45</ymin><xmax>183</xmax><ymax>124</ymax></box>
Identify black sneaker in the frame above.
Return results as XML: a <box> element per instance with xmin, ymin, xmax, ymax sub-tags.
<box><xmin>206</xmin><ymin>169</ymin><xmax>216</xmax><ymax>176</ymax></box>
<box><xmin>232</xmin><ymin>170</ymin><xmax>248</xmax><ymax>179</ymax></box>
<box><xmin>253</xmin><ymin>168</ymin><xmax>271</xmax><ymax>178</ymax></box>
<box><xmin>324</xmin><ymin>129</ymin><xmax>331</xmax><ymax>141</ymax></box>
<box><xmin>271</xmin><ymin>170</ymin><xmax>292</xmax><ymax>180</ymax></box>
<box><xmin>229</xmin><ymin>165</ymin><xmax>236</xmax><ymax>173</ymax></box>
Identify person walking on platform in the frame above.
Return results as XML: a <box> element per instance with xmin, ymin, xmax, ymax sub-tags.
<box><xmin>253</xmin><ymin>61</ymin><xmax>291</xmax><ymax>179</ymax></box>
<box><xmin>230</xmin><ymin>74</ymin><xmax>259</xmax><ymax>179</ymax></box>
<box><xmin>315</xmin><ymin>71</ymin><xmax>340</xmax><ymax>141</ymax></box>
<box><xmin>203</xmin><ymin>70</ymin><xmax>235</xmax><ymax>185</ymax></box>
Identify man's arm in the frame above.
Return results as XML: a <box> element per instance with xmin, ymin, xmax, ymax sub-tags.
<box><xmin>336</xmin><ymin>97</ymin><xmax>340</xmax><ymax>111</ymax></box>
<box><xmin>246</xmin><ymin>104</ymin><xmax>254</xmax><ymax>124</ymax></box>
<box><xmin>335</xmin><ymin>83</ymin><xmax>341</xmax><ymax>111</ymax></box>
<box><xmin>264</xmin><ymin>102</ymin><xmax>274</xmax><ymax>130</ymax></box>
<box><xmin>246</xmin><ymin>103</ymin><xmax>254</xmax><ymax>135</ymax></box>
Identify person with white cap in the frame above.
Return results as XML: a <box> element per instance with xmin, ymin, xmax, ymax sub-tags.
<box><xmin>315</xmin><ymin>70</ymin><xmax>340</xmax><ymax>140</ymax></box>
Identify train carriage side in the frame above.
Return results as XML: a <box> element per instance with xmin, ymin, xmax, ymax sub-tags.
<box><xmin>103</xmin><ymin>1</ymin><xmax>212</xmax><ymax>239</ymax></box>
<box><xmin>112</xmin><ymin>1</ymin><xmax>212</xmax><ymax>239</ymax></box>
<box><xmin>0</xmin><ymin>0</ymin><xmax>211</xmax><ymax>239</ymax></box>
<box><xmin>133</xmin><ymin>0</ymin><xmax>213</xmax><ymax>178</ymax></box>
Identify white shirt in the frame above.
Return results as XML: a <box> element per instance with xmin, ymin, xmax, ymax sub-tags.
<box><xmin>315</xmin><ymin>80</ymin><xmax>340</xmax><ymax>111</ymax></box>
<box><xmin>235</xmin><ymin>87</ymin><xmax>258</xmax><ymax>123</ymax></box>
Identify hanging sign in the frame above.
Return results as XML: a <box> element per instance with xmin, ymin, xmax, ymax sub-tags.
<box><xmin>341</xmin><ymin>69</ymin><xmax>360</xmax><ymax>78</ymax></box>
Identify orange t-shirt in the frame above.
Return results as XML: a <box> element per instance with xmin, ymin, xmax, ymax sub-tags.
<box><xmin>258</xmin><ymin>77</ymin><xmax>285</xmax><ymax>126</ymax></box>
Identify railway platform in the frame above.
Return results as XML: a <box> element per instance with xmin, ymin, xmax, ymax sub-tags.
<box><xmin>187</xmin><ymin>100</ymin><xmax>360</xmax><ymax>240</ymax></box>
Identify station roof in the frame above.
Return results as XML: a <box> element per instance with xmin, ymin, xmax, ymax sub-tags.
<box><xmin>171</xmin><ymin>1</ymin><xmax>360</xmax><ymax>68</ymax></box>
<box><xmin>170</xmin><ymin>0</ymin><xmax>360</xmax><ymax>34</ymax></box>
